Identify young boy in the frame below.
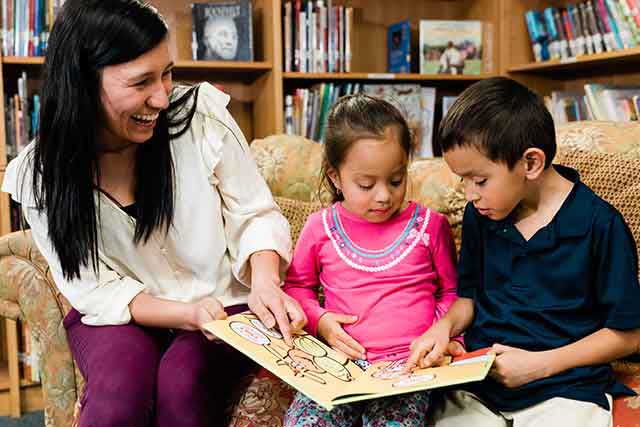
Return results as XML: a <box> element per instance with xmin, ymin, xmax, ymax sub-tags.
<box><xmin>405</xmin><ymin>77</ymin><xmax>640</xmax><ymax>426</ymax></box>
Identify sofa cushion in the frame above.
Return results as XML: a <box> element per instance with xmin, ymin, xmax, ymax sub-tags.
<box><xmin>273</xmin><ymin>196</ymin><xmax>322</xmax><ymax>244</ymax></box>
<box><xmin>252</xmin><ymin>135</ymin><xmax>325</xmax><ymax>202</ymax></box>
<box><xmin>557</xmin><ymin>121</ymin><xmax>640</xmax><ymax>157</ymax></box>
<box><xmin>227</xmin><ymin>369</ymin><xmax>295</xmax><ymax>427</ymax></box>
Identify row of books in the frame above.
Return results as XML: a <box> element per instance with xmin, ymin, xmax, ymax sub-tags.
<box><xmin>546</xmin><ymin>84</ymin><xmax>640</xmax><ymax>123</ymax></box>
<box><xmin>284</xmin><ymin>84</ymin><xmax>461</xmax><ymax>158</ymax></box>
<box><xmin>5</xmin><ymin>71</ymin><xmax>38</xmax><ymax>163</ymax></box>
<box><xmin>525</xmin><ymin>1</ymin><xmax>640</xmax><ymax>62</ymax></box>
<box><xmin>1</xmin><ymin>0</ymin><xmax>65</xmax><ymax>57</ymax></box>
<box><xmin>282</xmin><ymin>0</ymin><xmax>353</xmax><ymax>73</ymax></box>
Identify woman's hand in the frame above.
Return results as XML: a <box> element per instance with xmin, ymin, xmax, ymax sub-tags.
<box><xmin>249</xmin><ymin>275</ymin><xmax>307</xmax><ymax>345</ymax></box>
<box><xmin>190</xmin><ymin>297</ymin><xmax>228</xmax><ymax>340</ymax></box>
<box><xmin>248</xmin><ymin>250</ymin><xmax>307</xmax><ymax>345</ymax></box>
<box><xmin>317</xmin><ymin>312</ymin><xmax>366</xmax><ymax>360</ymax></box>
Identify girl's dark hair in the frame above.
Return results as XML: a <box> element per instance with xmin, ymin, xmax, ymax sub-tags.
<box><xmin>438</xmin><ymin>76</ymin><xmax>556</xmax><ymax>169</ymax></box>
<box><xmin>321</xmin><ymin>94</ymin><xmax>413</xmax><ymax>203</ymax></box>
<box><xmin>31</xmin><ymin>0</ymin><xmax>199</xmax><ymax>280</ymax></box>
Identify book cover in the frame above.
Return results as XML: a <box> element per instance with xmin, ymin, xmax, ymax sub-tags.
<box><xmin>204</xmin><ymin>313</ymin><xmax>494</xmax><ymax>411</ymax></box>
<box><xmin>388</xmin><ymin>20</ymin><xmax>411</xmax><ymax>73</ymax></box>
<box><xmin>419</xmin><ymin>20</ymin><xmax>482</xmax><ymax>75</ymax></box>
<box><xmin>362</xmin><ymin>84</ymin><xmax>427</xmax><ymax>157</ymax></box>
<box><xmin>419</xmin><ymin>87</ymin><xmax>436</xmax><ymax>158</ymax></box>
<box><xmin>192</xmin><ymin>1</ymin><xmax>253</xmax><ymax>61</ymax></box>
<box><xmin>442</xmin><ymin>95</ymin><xmax>459</xmax><ymax>118</ymax></box>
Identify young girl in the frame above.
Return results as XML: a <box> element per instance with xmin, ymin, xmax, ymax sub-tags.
<box><xmin>282</xmin><ymin>94</ymin><xmax>461</xmax><ymax>427</ymax></box>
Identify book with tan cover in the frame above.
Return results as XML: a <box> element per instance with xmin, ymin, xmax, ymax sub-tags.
<box><xmin>204</xmin><ymin>313</ymin><xmax>494</xmax><ymax>410</ymax></box>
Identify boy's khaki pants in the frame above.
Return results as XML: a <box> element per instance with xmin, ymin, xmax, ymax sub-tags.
<box><xmin>432</xmin><ymin>390</ymin><xmax>612</xmax><ymax>427</ymax></box>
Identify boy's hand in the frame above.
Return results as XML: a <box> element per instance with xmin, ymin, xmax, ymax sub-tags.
<box><xmin>490</xmin><ymin>344</ymin><xmax>551</xmax><ymax>388</ymax></box>
<box><xmin>317</xmin><ymin>312</ymin><xmax>366</xmax><ymax>360</ymax></box>
<box><xmin>404</xmin><ymin>321</ymin><xmax>453</xmax><ymax>372</ymax></box>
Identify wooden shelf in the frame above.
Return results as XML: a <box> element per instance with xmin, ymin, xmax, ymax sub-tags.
<box><xmin>1</xmin><ymin>56</ymin><xmax>44</xmax><ymax>65</ymax></box>
<box><xmin>174</xmin><ymin>60</ymin><xmax>272</xmax><ymax>72</ymax></box>
<box><xmin>283</xmin><ymin>72</ymin><xmax>496</xmax><ymax>81</ymax></box>
<box><xmin>2</xmin><ymin>56</ymin><xmax>273</xmax><ymax>73</ymax></box>
<box><xmin>508</xmin><ymin>47</ymin><xmax>640</xmax><ymax>74</ymax></box>
<box><xmin>0</xmin><ymin>362</ymin><xmax>7</xmax><ymax>391</ymax></box>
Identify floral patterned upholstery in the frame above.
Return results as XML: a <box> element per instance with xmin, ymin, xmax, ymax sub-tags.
<box><xmin>1</xmin><ymin>121</ymin><xmax>639</xmax><ymax>427</ymax></box>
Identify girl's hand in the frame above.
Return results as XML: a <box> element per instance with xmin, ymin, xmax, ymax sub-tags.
<box><xmin>317</xmin><ymin>312</ymin><xmax>366</xmax><ymax>360</ymax></box>
<box><xmin>446</xmin><ymin>340</ymin><xmax>466</xmax><ymax>358</ymax></box>
<box><xmin>404</xmin><ymin>321</ymin><xmax>452</xmax><ymax>372</ymax></box>
<box><xmin>248</xmin><ymin>274</ymin><xmax>307</xmax><ymax>346</ymax></box>
<box><xmin>489</xmin><ymin>344</ymin><xmax>551</xmax><ymax>388</ymax></box>
<box><xmin>190</xmin><ymin>297</ymin><xmax>228</xmax><ymax>340</ymax></box>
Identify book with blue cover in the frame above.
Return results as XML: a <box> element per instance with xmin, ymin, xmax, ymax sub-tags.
<box><xmin>388</xmin><ymin>20</ymin><xmax>411</xmax><ymax>73</ymax></box>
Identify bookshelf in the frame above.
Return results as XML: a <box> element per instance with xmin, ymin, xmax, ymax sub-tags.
<box><xmin>500</xmin><ymin>1</ymin><xmax>640</xmax><ymax>96</ymax></box>
<box><xmin>283</xmin><ymin>72</ymin><xmax>497</xmax><ymax>81</ymax></box>
<box><xmin>0</xmin><ymin>0</ymin><xmax>639</xmax><ymax>419</ymax></box>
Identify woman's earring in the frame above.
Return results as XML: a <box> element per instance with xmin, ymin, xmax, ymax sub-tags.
<box><xmin>336</xmin><ymin>188</ymin><xmax>342</xmax><ymax>195</ymax></box>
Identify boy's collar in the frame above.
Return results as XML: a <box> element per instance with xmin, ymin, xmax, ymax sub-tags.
<box><xmin>486</xmin><ymin>165</ymin><xmax>590</xmax><ymax>241</ymax></box>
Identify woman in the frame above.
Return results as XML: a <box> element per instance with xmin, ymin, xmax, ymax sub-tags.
<box><xmin>2</xmin><ymin>0</ymin><xmax>305</xmax><ymax>426</ymax></box>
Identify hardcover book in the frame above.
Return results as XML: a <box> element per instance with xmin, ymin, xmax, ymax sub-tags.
<box><xmin>362</xmin><ymin>84</ymin><xmax>433</xmax><ymax>157</ymax></box>
<box><xmin>419</xmin><ymin>20</ymin><xmax>482</xmax><ymax>75</ymax></box>
<box><xmin>204</xmin><ymin>313</ymin><xmax>494</xmax><ymax>410</ymax></box>
<box><xmin>388</xmin><ymin>20</ymin><xmax>411</xmax><ymax>73</ymax></box>
<box><xmin>192</xmin><ymin>1</ymin><xmax>253</xmax><ymax>61</ymax></box>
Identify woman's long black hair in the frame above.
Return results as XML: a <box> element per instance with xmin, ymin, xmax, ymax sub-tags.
<box><xmin>31</xmin><ymin>0</ymin><xmax>199</xmax><ymax>280</ymax></box>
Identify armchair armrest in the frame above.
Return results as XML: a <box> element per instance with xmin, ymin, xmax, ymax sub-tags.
<box><xmin>0</xmin><ymin>230</ymin><xmax>79</xmax><ymax>427</ymax></box>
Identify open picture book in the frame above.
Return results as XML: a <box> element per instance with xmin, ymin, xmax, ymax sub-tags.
<box><xmin>204</xmin><ymin>313</ymin><xmax>495</xmax><ymax>410</ymax></box>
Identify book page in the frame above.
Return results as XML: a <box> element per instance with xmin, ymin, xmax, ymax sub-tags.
<box><xmin>204</xmin><ymin>313</ymin><xmax>494</xmax><ymax>410</ymax></box>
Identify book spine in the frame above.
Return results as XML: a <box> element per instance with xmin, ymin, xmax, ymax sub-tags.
<box><xmin>284</xmin><ymin>94</ymin><xmax>294</xmax><ymax>135</ymax></box>
<box><xmin>552</xmin><ymin>8</ymin><xmax>570</xmax><ymax>58</ymax></box>
<box><xmin>605</xmin><ymin>0</ymin><xmax>632</xmax><ymax>48</ymax></box>
<box><xmin>579</xmin><ymin>2</ymin><xmax>595</xmax><ymax>54</ymax></box>
<box><xmin>562</xmin><ymin>9</ymin><xmax>576</xmax><ymax>56</ymax></box>
<box><xmin>586</xmin><ymin>0</ymin><xmax>606</xmax><ymax>52</ymax></box>
<box><xmin>294</xmin><ymin>0</ymin><xmax>301</xmax><ymax>71</ymax></box>
<box><xmin>544</xmin><ymin>8</ymin><xmax>561</xmax><ymax>59</ymax></box>
<box><xmin>345</xmin><ymin>7</ymin><xmax>352</xmax><ymax>72</ymax></box>
<box><xmin>569</xmin><ymin>4</ymin><xmax>586</xmax><ymax>56</ymax></box>
<box><xmin>284</xmin><ymin>2</ymin><xmax>291</xmax><ymax>72</ymax></box>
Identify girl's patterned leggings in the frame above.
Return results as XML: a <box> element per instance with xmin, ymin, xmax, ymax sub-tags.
<box><xmin>283</xmin><ymin>390</ymin><xmax>431</xmax><ymax>427</ymax></box>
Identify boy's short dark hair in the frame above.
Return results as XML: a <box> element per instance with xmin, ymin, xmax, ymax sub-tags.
<box><xmin>438</xmin><ymin>77</ymin><xmax>556</xmax><ymax>169</ymax></box>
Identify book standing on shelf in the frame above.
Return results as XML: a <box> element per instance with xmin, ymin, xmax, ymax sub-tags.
<box><xmin>191</xmin><ymin>0</ymin><xmax>253</xmax><ymax>61</ymax></box>
<box><xmin>387</xmin><ymin>20</ymin><xmax>411</xmax><ymax>73</ymax></box>
<box><xmin>4</xmin><ymin>71</ymin><xmax>38</xmax><ymax>163</ymax></box>
<box><xmin>282</xmin><ymin>0</ymin><xmax>352</xmax><ymax>73</ymax></box>
<box><xmin>362</xmin><ymin>84</ymin><xmax>436</xmax><ymax>158</ymax></box>
<box><xmin>285</xmin><ymin>84</ymin><xmax>438</xmax><ymax>158</ymax></box>
<box><xmin>526</xmin><ymin>1</ymin><xmax>640</xmax><ymax>63</ymax></box>
<box><xmin>1</xmin><ymin>0</ymin><xmax>59</xmax><ymax>57</ymax></box>
<box><xmin>544</xmin><ymin>83</ymin><xmax>640</xmax><ymax>123</ymax></box>
<box><xmin>419</xmin><ymin>20</ymin><xmax>483</xmax><ymax>75</ymax></box>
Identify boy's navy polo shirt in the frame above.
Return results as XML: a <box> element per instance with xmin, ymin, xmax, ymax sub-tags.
<box><xmin>458</xmin><ymin>164</ymin><xmax>640</xmax><ymax>412</ymax></box>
